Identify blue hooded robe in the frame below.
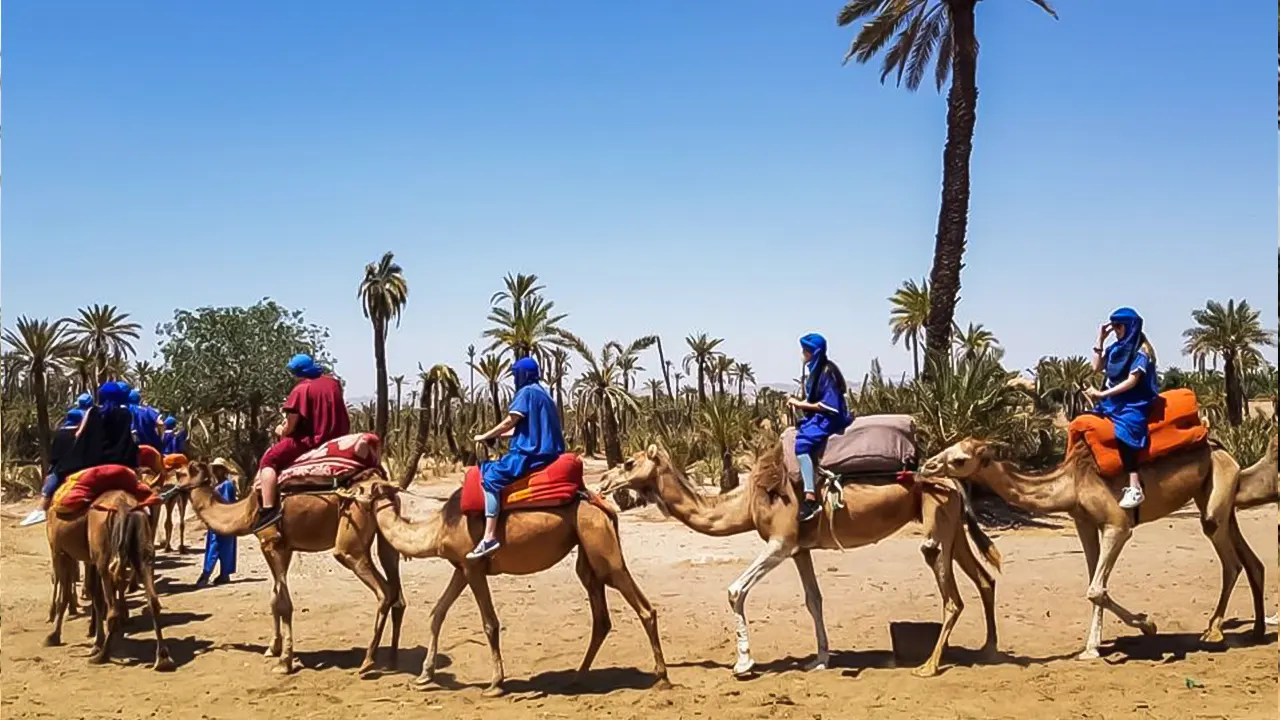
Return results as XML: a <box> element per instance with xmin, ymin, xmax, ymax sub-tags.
<box><xmin>480</xmin><ymin>357</ymin><xmax>565</xmax><ymax>493</ymax></box>
<box><xmin>202</xmin><ymin>477</ymin><xmax>238</xmax><ymax>578</ymax></box>
<box><xmin>1093</xmin><ymin>307</ymin><xmax>1159</xmax><ymax>450</ymax></box>
<box><xmin>794</xmin><ymin>333</ymin><xmax>853</xmax><ymax>456</ymax></box>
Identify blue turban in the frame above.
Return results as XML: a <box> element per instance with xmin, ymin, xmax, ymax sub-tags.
<box><xmin>97</xmin><ymin>381</ymin><xmax>128</xmax><ymax>414</ymax></box>
<box><xmin>164</xmin><ymin>415</ymin><xmax>177</xmax><ymax>430</ymax></box>
<box><xmin>63</xmin><ymin>408</ymin><xmax>84</xmax><ymax>428</ymax></box>
<box><xmin>76</xmin><ymin>393</ymin><xmax>93</xmax><ymax>410</ymax></box>
<box><xmin>512</xmin><ymin>357</ymin><xmax>541</xmax><ymax>389</ymax></box>
<box><xmin>128</xmin><ymin>389</ymin><xmax>142</xmax><ymax>406</ymax></box>
<box><xmin>287</xmin><ymin>353</ymin><xmax>323</xmax><ymax>379</ymax></box>
<box><xmin>800</xmin><ymin>333</ymin><xmax>828</xmax><ymax>395</ymax></box>
<box><xmin>1105</xmin><ymin>307</ymin><xmax>1145</xmax><ymax>384</ymax></box>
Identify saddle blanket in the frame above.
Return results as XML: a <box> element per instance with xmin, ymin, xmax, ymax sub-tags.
<box><xmin>53</xmin><ymin>465</ymin><xmax>160</xmax><ymax>514</ymax></box>
<box><xmin>1067</xmin><ymin>389</ymin><xmax>1208</xmax><ymax>478</ymax></box>
<box><xmin>278</xmin><ymin>433</ymin><xmax>382</xmax><ymax>489</ymax></box>
<box><xmin>459</xmin><ymin>454</ymin><xmax>584</xmax><ymax>515</ymax></box>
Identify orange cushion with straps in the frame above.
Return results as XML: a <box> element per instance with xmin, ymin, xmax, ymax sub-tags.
<box><xmin>1067</xmin><ymin>389</ymin><xmax>1208</xmax><ymax>478</ymax></box>
<box><xmin>459</xmin><ymin>454</ymin><xmax>584</xmax><ymax>515</ymax></box>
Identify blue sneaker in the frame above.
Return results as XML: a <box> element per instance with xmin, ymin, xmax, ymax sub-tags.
<box><xmin>466</xmin><ymin>538</ymin><xmax>501</xmax><ymax>560</ymax></box>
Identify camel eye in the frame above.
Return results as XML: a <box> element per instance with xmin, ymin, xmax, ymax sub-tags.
<box><xmin>623</xmin><ymin>458</ymin><xmax>635</xmax><ymax>471</ymax></box>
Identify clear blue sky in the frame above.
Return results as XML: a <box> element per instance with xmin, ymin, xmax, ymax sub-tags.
<box><xmin>3</xmin><ymin>1</ymin><xmax>1276</xmax><ymax>397</ymax></box>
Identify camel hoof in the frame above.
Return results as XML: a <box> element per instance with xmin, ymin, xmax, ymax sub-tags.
<box><xmin>153</xmin><ymin>654</ymin><xmax>176</xmax><ymax>672</ymax></box>
<box><xmin>87</xmin><ymin>651</ymin><xmax>108</xmax><ymax>666</ymax></box>
<box><xmin>43</xmin><ymin>633</ymin><xmax>62</xmax><ymax>648</ymax></box>
<box><xmin>803</xmin><ymin>657</ymin><xmax>829</xmax><ymax>672</ymax></box>
<box><xmin>178</xmin><ymin>546</ymin><xmax>188</xmax><ymax>554</ymax></box>
<box><xmin>1076</xmin><ymin>649</ymin><xmax>1100</xmax><ymax>661</ymax></box>
<box><xmin>652</xmin><ymin>677</ymin><xmax>673</xmax><ymax>691</ymax></box>
<box><xmin>357</xmin><ymin>660</ymin><xmax>377</xmax><ymax>676</ymax></box>
<box><xmin>1139</xmin><ymin>619</ymin><xmax>1158</xmax><ymax>637</ymax></box>
<box><xmin>414</xmin><ymin>673</ymin><xmax>435</xmax><ymax>687</ymax></box>
<box><xmin>264</xmin><ymin>642</ymin><xmax>282</xmax><ymax>658</ymax></box>
<box><xmin>731</xmin><ymin>658</ymin><xmax>756</xmax><ymax>678</ymax></box>
<box><xmin>1199</xmin><ymin>630</ymin><xmax>1225</xmax><ymax>645</ymax></box>
<box><xmin>912</xmin><ymin>664</ymin><xmax>939</xmax><ymax>679</ymax></box>
<box><xmin>481</xmin><ymin>685</ymin><xmax>506</xmax><ymax>698</ymax></box>
<box><xmin>271</xmin><ymin>660</ymin><xmax>294</xmax><ymax>676</ymax></box>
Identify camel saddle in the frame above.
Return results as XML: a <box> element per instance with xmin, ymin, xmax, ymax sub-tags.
<box><xmin>1067</xmin><ymin>389</ymin><xmax>1208</xmax><ymax>478</ymax></box>
<box><xmin>459</xmin><ymin>453</ymin><xmax>585</xmax><ymax>515</ymax></box>
<box><xmin>782</xmin><ymin>414</ymin><xmax>919</xmax><ymax>483</ymax></box>
<box><xmin>277</xmin><ymin>433</ymin><xmax>384</xmax><ymax>493</ymax></box>
<box><xmin>53</xmin><ymin>465</ymin><xmax>162</xmax><ymax>515</ymax></box>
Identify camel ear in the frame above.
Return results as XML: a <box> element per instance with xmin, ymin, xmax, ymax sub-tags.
<box><xmin>646</xmin><ymin>444</ymin><xmax>659</xmax><ymax>459</ymax></box>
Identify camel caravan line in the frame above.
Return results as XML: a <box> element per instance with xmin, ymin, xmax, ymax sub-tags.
<box><xmin>34</xmin><ymin>400</ymin><xmax>1277</xmax><ymax>695</ymax></box>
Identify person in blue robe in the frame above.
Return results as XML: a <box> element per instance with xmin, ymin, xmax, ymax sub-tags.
<box><xmin>1086</xmin><ymin>307</ymin><xmax>1159</xmax><ymax>509</ymax></box>
<box><xmin>466</xmin><ymin>356</ymin><xmax>565</xmax><ymax>559</ymax></box>
<box><xmin>162</xmin><ymin>416</ymin><xmax>189</xmax><ymax>456</ymax></box>
<box><xmin>196</xmin><ymin>458</ymin><xmax>239</xmax><ymax>586</ymax></box>
<box><xmin>127</xmin><ymin>389</ymin><xmax>164</xmax><ymax>452</ymax></box>
<box><xmin>788</xmin><ymin>333</ymin><xmax>853</xmax><ymax>522</ymax></box>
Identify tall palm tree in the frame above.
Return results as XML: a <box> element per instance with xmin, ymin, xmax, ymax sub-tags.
<box><xmin>712</xmin><ymin>354</ymin><xmax>736</xmax><ymax>398</ymax></box>
<box><xmin>390</xmin><ymin>374</ymin><xmax>406</xmax><ymax>433</ymax></box>
<box><xmin>655</xmin><ymin>336</ymin><xmax>674</xmax><ymax>399</ymax></box>
<box><xmin>1182</xmin><ymin>299</ymin><xmax>1276</xmax><ymax>426</ymax></box>
<box><xmin>889</xmin><ymin>278</ymin><xmax>930</xmax><ymax>378</ymax></box>
<box><xmin>358</xmin><ymin>251</ymin><xmax>409</xmax><ymax>440</ymax></box>
<box><xmin>700</xmin><ymin>397</ymin><xmax>750</xmax><ymax>492</ymax></box>
<box><xmin>61</xmin><ymin>352</ymin><xmax>95</xmax><ymax>395</ymax></box>
<box><xmin>484</xmin><ymin>273</ymin><xmax>569</xmax><ymax>361</ymax></box>
<box><xmin>1035</xmin><ymin>355</ymin><xmax>1100</xmax><ymax>420</ymax></box>
<box><xmin>840</xmin><ymin>0</ymin><xmax>1058</xmax><ymax>368</ymax></box>
<box><xmin>472</xmin><ymin>354</ymin><xmax>511</xmax><ymax>424</ymax></box>
<box><xmin>131</xmin><ymin>360</ymin><xmax>155</xmax><ymax>392</ymax></box>
<box><xmin>3</xmin><ymin>317</ymin><xmax>76</xmax><ymax>473</ymax></box>
<box><xmin>466</xmin><ymin>344</ymin><xmax>477</xmax><ymax>404</ymax></box>
<box><xmin>565</xmin><ymin>333</ymin><xmax>657</xmax><ymax>467</ymax></box>
<box><xmin>65</xmin><ymin>304</ymin><xmax>141</xmax><ymax>385</ymax></box>
<box><xmin>952</xmin><ymin>321</ymin><xmax>1000</xmax><ymax>362</ymax></box>
<box><xmin>644</xmin><ymin>378</ymin><xmax>665</xmax><ymax>403</ymax></box>
<box><xmin>426</xmin><ymin>364</ymin><xmax>462</xmax><ymax>459</ymax></box>
<box><xmin>732</xmin><ymin>361</ymin><xmax>756</xmax><ymax>403</ymax></box>
<box><xmin>682</xmin><ymin>333</ymin><xmax>723</xmax><ymax>404</ymax></box>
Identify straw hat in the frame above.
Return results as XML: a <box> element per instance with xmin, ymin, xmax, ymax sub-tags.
<box><xmin>210</xmin><ymin>457</ymin><xmax>241</xmax><ymax>476</ymax></box>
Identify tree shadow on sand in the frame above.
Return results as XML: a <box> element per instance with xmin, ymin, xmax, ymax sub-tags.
<box><xmin>225</xmin><ymin>642</ymin><xmax>427</xmax><ymax>679</ymax></box>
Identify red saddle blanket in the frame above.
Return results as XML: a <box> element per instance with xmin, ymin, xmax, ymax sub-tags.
<box><xmin>1067</xmin><ymin>389</ymin><xmax>1209</xmax><ymax>478</ymax></box>
<box><xmin>138</xmin><ymin>445</ymin><xmax>164</xmax><ymax>475</ymax></box>
<box><xmin>53</xmin><ymin>465</ymin><xmax>160</xmax><ymax>515</ymax></box>
<box><xmin>460</xmin><ymin>454</ymin><xmax>584</xmax><ymax>515</ymax></box>
<box><xmin>278</xmin><ymin>433</ymin><xmax>382</xmax><ymax>488</ymax></box>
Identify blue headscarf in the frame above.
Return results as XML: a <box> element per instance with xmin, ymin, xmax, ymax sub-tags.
<box><xmin>76</xmin><ymin>393</ymin><xmax>93</xmax><ymax>410</ymax></box>
<box><xmin>128</xmin><ymin>389</ymin><xmax>142</xmax><ymax>406</ymax></box>
<box><xmin>63</xmin><ymin>408</ymin><xmax>84</xmax><ymax>428</ymax></box>
<box><xmin>800</xmin><ymin>333</ymin><xmax>828</xmax><ymax>399</ymax></box>
<box><xmin>512</xmin><ymin>357</ymin><xmax>541</xmax><ymax>389</ymax></box>
<box><xmin>1105</xmin><ymin>307</ymin><xmax>1146</xmax><ymax>384</ymax></box>
<box><xmin>97</xmin><ymin>381</ymin><xmax>127</xmax><ymax>414</ymax></box>
<box><xmin>164</xmin><ymin>415</ymin><xmax>177</xmax><ymax>430</ymax></box>
<box><xmin>287</xmin><ymin>353</ymin><xmax>324</xmax><ymax>379</ymax></box>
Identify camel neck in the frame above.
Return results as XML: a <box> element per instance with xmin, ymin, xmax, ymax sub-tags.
<box><xmin>373</xmin><ymin>501</ymin><xmax>444</xmax><ymax>558</ymax></box>
<box><xmin>654</xmin><ymin>466</ymin><xmax>754</xmax><ymax>537</ymax></box>
<box><xmin>977</xmin><ymin>460</ymin><xmax>1077</xmax><ymax>514</ymax></box>
<box><xmin>187</xmin><ymin>483</ymin><xmax>258</xmax><ymax>536</ymax></box>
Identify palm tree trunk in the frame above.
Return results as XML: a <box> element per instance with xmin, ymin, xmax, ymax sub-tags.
<box><xmin>33</xmin><ymin>361</ymin><xmax>52</xmax><ymax>475</ymax></box>
<box><xmin>601</xmin><ymin>395</ymin><xmax>624</xmax><ymax>468</ymax></box>
<box><xmin>697</xmin><ymin>366</ymin><xmax>706</xmax><ymax>404</ymax></box>
<box><xmin>372</xmin><ymin>319</ymin><xmax>390</xmax><ymax>439</ymax></box>
<box><xmin>719</xmin><ymin>441</ymin><xmax>737</xmax><ymax>493</ymax></box>
<box><xmin>923</xmin><ymin>0</ymin><xmax>979</xmax><ymax>374</ymax></box>
<box><xmin>400</xmin><ymin>378</ymin><xmax>431</xmax><ymax>488</ymax></box>
<box><xmin>657</xmin><ymin>338</ymin><xmax>674</xmax><ymax>399</ymax></box>
<box><xmin>1225</xmin><ymin>351</ymin><xmax>1245</xmax><ymax>426</ymax></box>
<box><xmin>911</xmin><ymin>333</ymin><xmax>921</xmax><ymax>379</ymax></box>
<box><xmin>489</xmin><ymin>382</ymin><xmax>501</xmax><ymax>424</ymax></box>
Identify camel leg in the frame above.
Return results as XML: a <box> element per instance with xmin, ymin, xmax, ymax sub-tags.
<box><xmin>176</xmin><ymin>496</ymin><xmax>188</xmax><ymax>553</ymax></box>
<box><xmin>375</xmin><ymin>533</ymin><xmax>406</xmax><ymax>665</ymax></box>
<box><xmin>792</xmin><ymin>550</ymin><xmax>830</xmax><ymax>671</ymax></box>
<box><xmin>262</xmin><ymin>543</ymin><xmax>296</xmax><ymax>674</ymax></box>
<box><xmin>139</xmin><ymin>554</ymin><xmax>174</xmax><ymax>671</ymax></box>
<box><xmin>1079</xmin><ymin>524</ymin><xmax>1155</xmax><ymax>659</ymax></box>
<box><xmin>464</xmin><ymin>571</ymin><xmax>506</xmax><ymax>697</ymax></box>
<box><xmin>1196</xmin><ymin>512</ymin><xmax>1243</xmax><ymax>645</ymax></box>
<box><xmin>952</xmin><ymin>526</ymin><xmax>999</xmax><ymax>655</ymax></box>
<box><xmin>914</xmin><ymin>522</ymin><xmax>963</xmax><ymax>678</ymax></box>
<box><xmin>90</xmin><ymin>565</ymin><xmax>123</xmax><ymax>665</ymax></box>
<box><xmin>332</xmin><ymin>526</ymin><xmax>392</xmax><ymax>675</ymax></box>
<box><xmin>417</xmin><ymin>566</ymin><xmax>467</xmax><ymax>686</ymax></box>
<box><xmin>160</xmin><ymin>503</ymin><xmax>174</xmax><ymax>552</ymax></box>
<box><xmin>1229</xmin><ymin>515</ymin><xmax>1267</xmax><ymax>639</ymax></box>
<box><xmin>44</xmin><ymin>555</ymin><xmax>75</xmax><ymax>647</ymax></box>
<box><xmin>85</xmin><ymin>564</ymin><xmax>104</xmax><ymax>643</ymax></box>
<box><xmin>573</xmin><ymin>549</ymin><xmax>613</xmax><ymax>681</ymax></box>
<box><xmin>727</xmin><ymin>538</ymin><xmax>791</xmax><ymax>677</ymax></box>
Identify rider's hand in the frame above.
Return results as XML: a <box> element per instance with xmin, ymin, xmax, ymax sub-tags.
<box><xmin>472</xmin><ymin>434</ymin><xmax>487</xmax><ymax>444</ymax></box>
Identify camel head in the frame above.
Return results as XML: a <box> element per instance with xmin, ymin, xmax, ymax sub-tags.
<box><xmin>598</xmin><ymin>445</ymin><xmax>667</xmax><ymax>497</ymax></box>
<box><xmin>175</xmin><ymin>461</ymin><xmax>215</xmax><ymax>493</ymax></box>
<box><xmin>919</xmin><ymin>438</ymin><xmax>995</xmax><ymax>480</ymax></box>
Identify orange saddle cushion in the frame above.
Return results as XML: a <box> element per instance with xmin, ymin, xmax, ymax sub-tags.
<box><xmin>138</xmin><ymin>445</ymin><xmax>164</xmax><ymax>475</ymax></box>
<box><xmin>1067</xmin><ymin>389</ymin><xmax>1208</xmax><ymax>478</ymax></box>
<box><xmin>460</xmin><ymin>454</ymin><xmax>585</xmax><ymax>515</ymax></box>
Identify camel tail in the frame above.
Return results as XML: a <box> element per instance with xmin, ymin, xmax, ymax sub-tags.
<box><xmin>959</xmin><ymin>484</ymin><xmax>1002</xmax><ymax>573</ymax></box>
<box><xmin>107</xmin><ymin>508</ymin><xmax>152</xmax><ymax>583</ymax></box>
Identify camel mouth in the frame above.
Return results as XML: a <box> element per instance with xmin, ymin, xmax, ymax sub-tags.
<box><xmin>594</xmin><ymin>469</ymin><xmax>628</xmax><ymax>496</ymax></box>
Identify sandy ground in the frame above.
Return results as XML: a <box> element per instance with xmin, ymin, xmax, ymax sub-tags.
<box><xmin>1</xmin><ymin>475</ymin><xmax>1275</xmax><ymax>720</ymax></box>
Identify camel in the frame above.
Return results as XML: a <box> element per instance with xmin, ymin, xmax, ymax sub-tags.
<box><xmin>1233</xmin><ymin>432</ymin><xmax>1277</xmax><ymax>511</ymax></box>
<box><xmin>46</xmin><ymin>490</ymin><xmax>174</xmax><ymax>670</ymax></box>
<box><xmin>357</xmin><ymin>479</ymin><xmax>669</xmax><ymax>697</ymax></box>
<box><xmin>919</xmin><ymin>438</ymin><xmax>1265</xmax><ymax>660</ymax></box>
<box><xmin>147</xmin><ymin>469</ymin><xmax>189</xmax><ymax>553</ymax></box>
<box><xmin>171</xmin><ymin>461</ymin><xmax>404</xmax><ymax>675</ymax></box>
<box><xmin>596</xmin><ymin>443</ymin><xmax>1002</xmax><ymax>678</ymax></box>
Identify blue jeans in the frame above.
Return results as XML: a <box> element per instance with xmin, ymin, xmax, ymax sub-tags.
<box><xmin>41</xmin><ymin>473</ymin><xmax>63</xmax><ymax>499</ymax></box>
<box><xmin>797</xmin><ymin>454</ymin><xmax>817</xmax><ymax>496</ymax></box>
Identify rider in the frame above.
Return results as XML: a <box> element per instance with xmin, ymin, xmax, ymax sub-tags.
<box><xmin>162</xmin><ymin>416</ymin><xmax>189</xmax><ymax>456</ymax></box>
<box><xmin>251</xmin><ymin>354</ymin><xmax>350</xmax><ymax>533</ymax></box>
<box><xmin>466</xmin><ymin>356</ymin><xmax>565</xmax><ymax>560</ymax></box>
<box><xmin>787</xmin><ymin>333</ymin><xmax>852</xmax><ymax>523</ymax></box>
<box><xmin>128</xmin><ymin>388</ymin><xmax>164</xmax><ymax>452</ymax></box>
<box><xmin>1087</xmin><ymin>307</ymin><xmax>1159</xmax><ymax>509</ymax></box>
<box><xmin>76</xmin><ymin>393</ymin><xmax>93</xmax><ymax>411</ymax></box>
<box><xmin>20</xmin><ymin>408</ymin><xmax>87</xmax><ymax>526</ymax></box>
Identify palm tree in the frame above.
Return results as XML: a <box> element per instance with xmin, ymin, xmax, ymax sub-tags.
<box><xmin>466</xmin><ymin>344</ymin><xmax>477</xmax><ymax>403</ymax></box>
<box><xmin>1182</xmin><ymin>299</ymin><xmax>1276</xmax><ymax>426</ymax></box>
<box><xmin>61</xmin><ymin>352</ymin><xmax>95</xmax><ymax>394</ymax></box>
<box><xmin>3</xmin><ymin>317</ymin><xmax>76</xmax><ymax>472</ymax></box>
<box><xmin>682</xmin><ymin>333</ymin><xmax>723</xmax><ymax>403</ymax></box>
<box><xmin>131</xmin><ymin>360</ymin><xmax>155</xmax><ymax>392</ymax></box>
<box><xmin>472</xmin><ymin>354</ymin><xmax>511</xmax><ymax>424</ymax></box>
<box><xmin>565</xmin><ymin>333</ymin><xmax>657</xmax><ymax>467</ymax></box>
<box><xmin>1035</xmin><ymin>355</ymin><xmax>1100</xmax><ymax>420</ymax></box>
<box><xmin>711</xmin><ymin>354</ymin><xmax>736</xmax><ymax>398</ymax></box>
<box><xmin>732</xmin><ymin>361</ymin><xmax>756</xmax><ymax>403</ymax></box>
<box><xmin>889</xmin><ymin>278</ymin><xmax>930</xmax><ymax>378</ymax></box>
<box><xmin>426</xmin><ymin>364</ymin><xmax>462</xmax><ymax>459</ymax></box>
<box><xmin>840</xmin><ymin>0</ymin><xmax>1058</xmax><ymax>368</ymax></box>
<box><xmin>390</xmin><ymin>374</ymin><xmax>406</xmax><ymax>433</ymax></box>
<box><xmin>358</xmin><ymin>252</ymin><xmax>409</xmax><ymax>440</ymax></box>
<box><xmin>655</xmin><ymin>336</ymin><xmax>674</xmax><ymax>399</ymax></box>
<box><xmin>644</xmin><ymin>378</ymin><xmax>665</xmax><ymax>403</ymax></box>
<box><xmin>65</xmin><ymin>304</ymin><xmax>141</xmax><ymax>384</ymax></box>
<box><xmin>700</xmin><ymin>397</ymin><xmax>750</xmax><ymax>492</ymax></box>
<box><xmin>952</xmin><ymin>321</ymin><xmax>1000</xmax><ymax>362</ymax></box>
<box><xmin>484</xmin><ymin>273</ymin><xmax>569</xmax><ymax>361</ymax></box>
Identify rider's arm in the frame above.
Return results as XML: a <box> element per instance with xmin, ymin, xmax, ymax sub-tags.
<box><xmin>477</xmin><ymin>413</ymin><xmax>519</xmax><ymax>442</ymax></box>
<box><xmin>281</xmin><ymin>411</ymin><xmax>301</xmax><ymax>438</ymax></box>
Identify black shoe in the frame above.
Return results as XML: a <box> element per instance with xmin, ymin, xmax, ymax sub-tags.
<box><xmin>195</xmin><ymin>573</ymin><xmax>211</xmax><ymax>588</ymax></box>
<box><xmin>251</xmin><ymin>506</ymin><xmax>282</xmax><ymax>534</ymax></box>
<box><xmin>213</xmin><ymin>575</ymin><xmax>231</xmax><ymax>586</ymax></box>
<box><xmin>799</xmin><ymin>499</ymin><xmax>822</xmax><ymax>523</ymax></box>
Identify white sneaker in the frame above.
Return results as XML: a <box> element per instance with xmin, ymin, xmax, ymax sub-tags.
<box><xmin>1118</xmin><ymin>486</ymin><xmax>1145</xmax><ymax>510</ymax></box>
<box><xmin>1265</xmin><ymin>614</ymin><xmax>1278</xmax><ymax>627</ymax></box>
<box><xmin>19</xmin><ymin>509</ymin><xmax>47</xmax><ymax>527</ymax></box>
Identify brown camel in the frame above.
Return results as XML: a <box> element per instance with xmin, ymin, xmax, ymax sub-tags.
<box><xmin>358</xmin><ymin>480</ymin><xmax>669</xmax><ymax>697</ymax></box>
<box><xmin>172</xmin><ymin>462</ymin><xmax>404</xmax><ymax>675</ymax></box>
<box><xmin>596</xmin><ymin>443</ymin><xmax>1002</xmax><ymax>678</ymax></box>
<box><xmin>1234</xmin><ymin>432</ymin><xmax>1277</xmax><ymax>511</ymax></box>
<box><xmin>46</xmin><ymin>490</ymin><xmax>174</xmax><ymax>670</ymax></box>
<box><xmin>147</xmin><ymin>468</ymin><xmax>189</xmax><ymax>553</ymax></box>
<box><xmin>919</xmin><ymin>438</ymin><xmax>1265</xmax><ymax>660</ymax></box>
